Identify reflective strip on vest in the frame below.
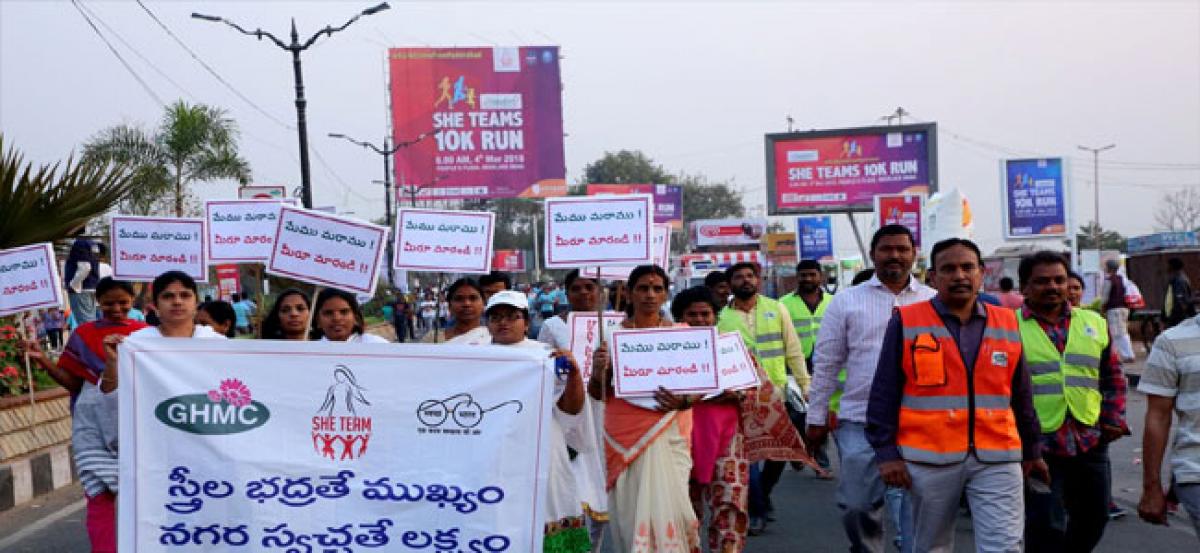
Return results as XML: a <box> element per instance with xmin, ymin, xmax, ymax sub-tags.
<box><xmin>901</xmin><ymin>394</ymin><xmax>1010</xmax><ymax>410</ymax></box>
<box><xmin>982</xmin><ymin>327</ymin><xmax>1022</xmax><ymax>343</ymax></box>
<box><xmin>1018</xmin><ymin>309</ymin><xmax>1108</xmax><ymax>432</ymax></box>
<box><xmin>902</xmin><ymin>325</ymin><xmax>953</xmax><ymax>340</ymax></box>
<box><xmin>759</xmin><ymin>332</ymin><xmax>784</xmax><ymax>343</ymax></box>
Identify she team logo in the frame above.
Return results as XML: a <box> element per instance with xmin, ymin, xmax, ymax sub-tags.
<box><xmin>154</xmin><ymin>378</ymin><xmax>269</xmax><ymax>435</ymax></box>
<box><xmin>312</xmin><ymin>365</ymin><xmax>373</xmax><ymax>461</ymax></box>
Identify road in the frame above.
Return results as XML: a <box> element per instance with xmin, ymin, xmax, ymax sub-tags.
<box><xmin>2</xmin><ymin>373</ymin><xmax>1197</xmax><ymax>551</ymax></box>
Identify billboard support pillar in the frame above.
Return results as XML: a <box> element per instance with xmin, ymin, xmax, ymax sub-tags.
<box><xmin>846</xmin><ymin>211</ymin><xmax>869</xmax><ymax>265</ymax></box>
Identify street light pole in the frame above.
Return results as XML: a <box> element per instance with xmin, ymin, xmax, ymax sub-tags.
<box><xmin>1077</xmin><ymin>143</ymin><xmax>1116</xmax><ymax>248</ymax></box>
<box><xmin>192</xmin><ymin>3</ymin><xmax>391</xmax><ymax>209</ymax></box>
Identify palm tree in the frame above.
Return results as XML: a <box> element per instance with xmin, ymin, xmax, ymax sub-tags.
<box><xmin>83</xmin><ymin>101</ymin><xmax>252</xmax><ymax>217</ymax></box>
<box><xmin>0</xmin><ymin>134</ymin><xmax>138</xmax><ymax>249</ymax></box>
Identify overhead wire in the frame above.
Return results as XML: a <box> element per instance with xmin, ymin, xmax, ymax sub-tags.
<box><xmin>69</xmin><ymin>0</ymin><xmax>165</xmax><ymax>107</ymax></box>
<box><xmin>77</xmin><ymin>0</ymin><xmax>194</xmax><ymax>101</ymax></box>
<box><xmin>134</xmin><ymin>0</ymin><xmax>294</xmax><ymax>130</ymax></box>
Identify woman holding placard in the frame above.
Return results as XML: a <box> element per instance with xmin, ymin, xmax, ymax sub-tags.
<box><xmin>672</xmin><ymin>286</ymin><xmax>810</xmax><ymax>552</ymax></box>
<box><xmin>310</xmin><ymin>288</ymin><xmax>388</xmax><ymax>343</ymax></box>
<box><xmin>590</xmin><ymin>264</ymin><xmax>701</xmax><ymax>553</ymax></box>
<box><xmin>537</xmin><ymin>269</ymin><xmax>611</xmax><ymax>551</ymax></box>
<box><xmin>421</xmin><ymin>277</ymin><xmax>490</xmax><ymax>345</ymax></box>
<box><xmin>258</xmin><ymin>288</ymin><xmax>312</xmax><ymax>341</ymax></box>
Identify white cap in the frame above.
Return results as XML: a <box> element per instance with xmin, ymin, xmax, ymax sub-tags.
<box><xmin>485</xmin><ymin>290</ymin><xmax>529</xmax><ymax>313</ymax></box>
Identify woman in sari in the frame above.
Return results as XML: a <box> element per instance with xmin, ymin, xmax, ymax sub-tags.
<box><xmin>591</xmin><ymin>264</ymin><xmax>701</xmax><ymax>552</ymax></box>
<box><xmin>672</xmin><ymin>287</ymin><xmax>811</xmax><ymax>552</ymax></box>
<box><xmin>422</xmin><ymin>277</ymin><xmax>490</xmax><ymax>344</ymax></box>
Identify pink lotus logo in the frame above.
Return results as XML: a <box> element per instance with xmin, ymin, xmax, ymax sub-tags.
<box><xmin>207</xmin><ymin>378</ymin><xmax>253</xmax><ymax>408</ymax></box>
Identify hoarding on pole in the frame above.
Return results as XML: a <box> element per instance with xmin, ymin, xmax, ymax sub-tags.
<box><xmin>874</xmin><ymin>193</ymin><xmax>925</xmax><ymax>247</ymax></box>
<box><xmin>766</xmin><ymin>123</ymin><xmax>938</xmax><ymax>214</ymax></box>
<box><xmin>237</xmin><ymin>185</ymin><xmax>287</xmax><ymax>200</ymax></box>
<box><xmin>689</xmin><ymin>218</ymin><xmax>768</xmax><ymax>248</ymax></box>
<box><xmin>491</xmin><ymin>250</ymin><xmax>527</xmax><ymax>272</ymax></box>
<box><xmin>585</xmin><ymin>184</ymin><xmax>684</xmax><ymax>229</ymax></box>
<box><xmin>1001</xmin><ymin>158</ymin><xmax>1068</xmax><ymax>239</ymax></box>
<box><xmin>389</xmin><ymin>47</ymin><xmax>566</xmax><ymax>200</ymax></box>
<box><xmin>795</xmin><ymin>215</ymin><xmax>834</xmax><ymax>262</ymax></box>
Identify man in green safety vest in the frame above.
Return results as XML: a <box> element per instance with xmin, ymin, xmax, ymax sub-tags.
<box><xmin>1018</xmin><ymin>250</ymin><xmax>1129</xmax><ymax>551</ymax></box>
<box><xmin>780</xmin><ymin>258</ymin><xmax>835</xmax><ymax>473</ymax></box>
<box><xmin>780</xmin><ymin>259</ymin><xmax>833</xmax><ymax>369</ymax></box>
<box><xmin>717</xmin><ymin>261</ymin><xmax>809</xmax><ymax>534</ymax></box>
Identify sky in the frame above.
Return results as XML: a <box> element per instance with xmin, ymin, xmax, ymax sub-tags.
<box><xmin>2</xmin><ymin>0</ymin><xmax>1198</xmax><ymax>260</ymax></box>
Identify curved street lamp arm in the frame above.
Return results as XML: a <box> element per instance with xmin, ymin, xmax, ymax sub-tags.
<box><xmin>220</xmin><ymin>18</ymin><xmax>288</xmax><ymax>49</ymax></box>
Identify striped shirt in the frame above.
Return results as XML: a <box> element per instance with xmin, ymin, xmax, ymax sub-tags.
<box><xmin>1138</xmin><ymin>315</ymin><xmax>1200</xmax><ymax>484</ymax></box>
<box><xmin>808</xmin><ymin>273</ymin><xmax>936</xmax><ymax>426</ymax></box>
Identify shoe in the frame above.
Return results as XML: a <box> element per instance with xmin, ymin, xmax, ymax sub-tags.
<box><xmin>1108</xmin><ymin>504</ymin><xmax>1128</xmax><ymax>520</ymax></box>
<box><xmin>748</xmin><ymin>517</ymin><xmax>767</xmax><ymax>536</ymax></box>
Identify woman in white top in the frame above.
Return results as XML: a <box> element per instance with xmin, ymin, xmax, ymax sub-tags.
<box><xmin>485</xmin><ymin>290</ymin><xmax>590</xmax><ymax>553</ymax></box>
<box><xmin>422</xmin><ymin>277</ymin><xmax>490</xmax><ymax>344</ymax></box>
<box><xmin>536</xmin><ymin>269</ymin><xmax>610</xmax><ymax>552</ymax></box>
<box><xmin>310</xmin><ymin>288</ymin><xmax>389</xmax><ymax>344</ymax></box>
<box><xmin>78</xmin><ymin>271</ymin><xmax>225</xmax><ymax>553</ymax></box>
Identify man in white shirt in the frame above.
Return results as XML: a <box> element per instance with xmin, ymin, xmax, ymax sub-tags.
<box><xmin>807</xmin><ymin>225</ymin><xmax>936</xmax><ymax>553</ymax></box>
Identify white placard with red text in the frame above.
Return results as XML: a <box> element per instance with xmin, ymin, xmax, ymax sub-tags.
<box><xmin>566</xmin><ymin>311</ymin><xmax>626</xmax><ymax>380</ymax></box>
<box><xmin>544</xmin><ymin>195</ymin><xmax>653</xmax><ymax>269</ymax></box>
<box><xmin>0</xmin><ymin>243</ymin><xmax>63</xmax><ymax>316</ymax></box>
<box><xmin>611</xmin><ymin>326</ymin><xmax>720</xmax><ymax>398</ymax></box>
<box><xmin>716</xmin><ymin>332</ymin><xmax>760</xmax><ymax>391</ymax></box>
<box><xmin>110</xmin><ymin>216</ymin><xmax>207</xmax><ymax>282</ymax></box>
<box><xmin>585</xmin><ymin>223</ymin><xmax>672</xmax><ymax>279</ymax></box>
<box><xmin>267</xmin><ymin>205</ymin><xmax>387</xmax><ymax>295</ymax></box>
<box><xmin>205</xmin><ymin>199</ymin><xmax>294</xmax><ymax>263</ymax></box>
<box><xmin>393</xmin><ymin>209</ymin><xmax>495</xmax><ymax>274</ymax></box>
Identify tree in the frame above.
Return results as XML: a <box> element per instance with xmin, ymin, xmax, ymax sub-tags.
<box><xmin>1075</xmin><ymin>222</ymin><xmax>1127</xmax><ymax>252</ymax></box>
<box><xmin>579</xmin><ymin>150</ymin><xmax>671</xmax><ymax>187</ymax></box>
<box><xmin>83</xmin><ymin>100</ymin><xmax>251</xmax><ymax>216</ymax></box>
<box><xmin>0</xmin><ymin>134</ymin><xmax>138</xmax><ymax>248</ymax></box>
<box><xmin>1153</xmin><ymin>188</ymin><xmax>1200</xmax><ymax>232</ymax></box>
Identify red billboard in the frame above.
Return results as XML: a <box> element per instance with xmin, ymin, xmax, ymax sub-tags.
<box><xmin>389</xmin><ymin>47</ymin><xmax>566</xmax><ymax>200</ymax></box>
<box><xmin>491</xmin><ymin>250</ymin><xmax>527</xmax><ymax>272</ymax></box>
<box><xmin>766</xmin><ymin>123</ymin><xmax>937</xmax><ymax>214</ymax></box>
<box><xmin>875</xmin><ymin>193</ymin><xmax>925</xmax><ymax>247</ymax></box>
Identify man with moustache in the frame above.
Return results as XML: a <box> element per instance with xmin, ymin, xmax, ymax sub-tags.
<box><xmin>807</xmin><ymin>225</ymin><xmax>935</xmax><ymax>553</ymax></box>
<box><xmin>867</xmin><ymin>238</ymin><xmax>1047</xmax><ymax>552</ymax></box>
<box><xmin>717</xmin><ymin>261</ymin><xmax>809</xmax><ymax>533</ymax></box>
<box><xmin>1018</xmin><ymin>251</ymin><xmax>1127</xmax><ymax>551</ymax></box>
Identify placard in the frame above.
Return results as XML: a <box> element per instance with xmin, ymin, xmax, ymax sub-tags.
<box><xmin>566</xmin><ymin>311</ymin><xmax>626</xmax><ymax>380</ymax></box>
<box><xmin>118</xmin><ymin>339</ymin><xmax>553</xmax><ymax>552</ymax></box>
<box><xmin>874</xmin><ymin>193</ymin><xmax>924</xmax><ymax>247</ymax></box>
<box><xmin>544</xmin><ymin>195</ymin><xmax>653</xmax><ymax>269</ymax></box>
<box><xmin>584</xmin><ymin>223</ymin><xmax>672</xmax><ymax>280</ymax></box>
<box><xmin>206</xmin><ymin>199</ymin><xmax>292</xmax><ymax>263</ymax></box>
<box><xmin>110</xmin><ymin>216</ymin><xmax>207</xmax><ymax>282</ymax></box>
<box><xmin>393</xmin><ymin>209</ymin><xmax>495</xmax><ymax>274</ymax></box>
<box><xmin>716</xmin><ymin>332</ymin><xmax>760</xmax><ymax>392</ymax></box>
<box><xmin>0</xmin><ymin>243</ymin><xmax>63</xmax><ymax>316</ymax></box>
<box><xmin>586</xmin><ymin>184</ymin><xmax>684</xmax><ymax>229</ymax></box>
<box><xmin>611</xmin><ymin>326</ymin><xmax>720</xmax><ymax>398</ymax></box>
<box><xmin>267</xmin><ymin>206</ymin><xmax>387</xmax><ymax>295</ymax></box>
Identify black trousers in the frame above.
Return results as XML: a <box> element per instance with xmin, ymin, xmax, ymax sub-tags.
<box><xmin>1025</xmin><ymin>442</ymin><xmax>1111</xmax><ymax>553</ymax></box>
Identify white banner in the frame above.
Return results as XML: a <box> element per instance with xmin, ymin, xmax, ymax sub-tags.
<box><xmin>611</xmin><ymin>326</ymin><xmax>720</xmax><ymax>398</ymax></box>
<box><xmin>267</xmin><ymin>206</ymin><xmax>387</xmax><ymax>295</ymax></box>
<box><xmin>716</xmin><ymin>332</ymin><xmax>760</xmax><ymax>392</ymax></box>
<box><xmin>110</xmin><ymin>216</ymin><xmax>207</xmax><ymax>282</ymax></box>
<box><xmin>238</xmin><ymin>185</ymin><xmax>287</xmax><ymax>200</ymax></box>
<box><xmin>566</xmin><ymin>311</ymin><xmax>626</xmax><ymax>380</ymax></box>
<box><xmin>543</xmin><ymin>195</ymin><xmax>653</xmax><ymax>269</ymax></box>
<box><xmin>205</xmin><ymin>200</ymin><xmax>291</xmax><ymax>263</ymax></box>
<box><xmin>118</xmin><ymin>339</ymin><xmax>553</xmax><ymax>552</ymax></box>
<box><xmin>584</xmin><ymin>223</ymin><xmax>672</xmax><ymax>279</ymax></box>
<box><xmin>0</xmin><ymin>243</ymin><xmax>62</xmax><ymax>316</ymax></box>
<box><xmin>393</xmin><ymin>209</ymin><xmax>496</xmax><ymax>274</ymax></box>
<box><xmin>689</xmin><ymin>218</ymin><xmax>767</xmax><ymax>248</ymax></box>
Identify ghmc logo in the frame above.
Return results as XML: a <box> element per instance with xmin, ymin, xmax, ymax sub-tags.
<box><xmin>155</xmin><ymin>378</ymin><xmax>269</xmax><ymax>435</ymax></box>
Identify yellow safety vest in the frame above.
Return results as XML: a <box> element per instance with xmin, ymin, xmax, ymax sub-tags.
<box><xmin>779</xmin><ymin>292</ymin><xmax>832</xmax><ymax>358</ymax></box>
<box><xmin>718</xmin><ymin>296</ymin><xmax>788</xmax><ymax>387</ymax></box>
<box><xmin>1018</xmin><ymin>308</ymin><xmax>1108</xmax><ymax>432</ymax></box>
